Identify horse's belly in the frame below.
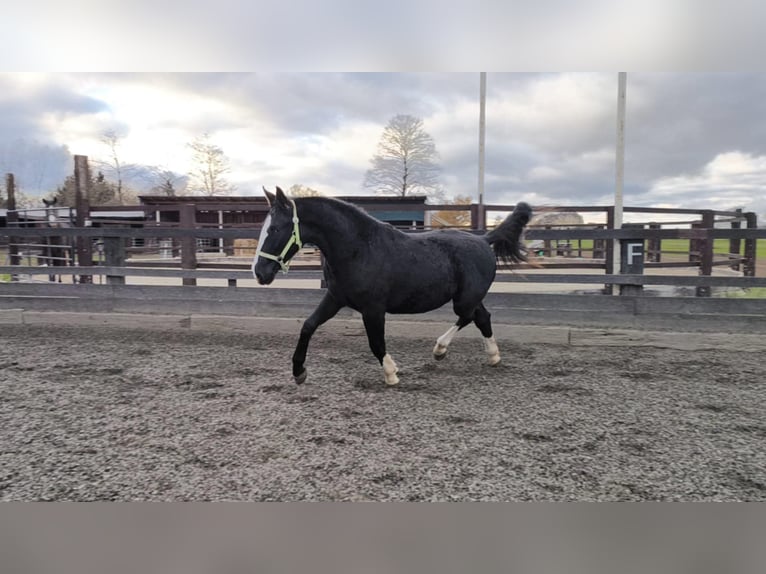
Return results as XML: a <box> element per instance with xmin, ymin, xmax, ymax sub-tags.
<box><xmin>339</xmin><ymin>286</ymin><xmax>453</xmax><ymax>315</ymax></box>
<box><xmin>387</xmin><ymin>291</ymin><xmax>453</xmax><ymax>314</ymax></box>
<box><xmin>385</xmin><ymin>275</ymin><xmax>456</xmax><ymax>313</ymax></box>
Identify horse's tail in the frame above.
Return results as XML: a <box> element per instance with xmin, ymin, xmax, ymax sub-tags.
<box><xmin>484</xmin><ymin>202</ymin><xmax>533</xmax><ymax>265</ymax></box>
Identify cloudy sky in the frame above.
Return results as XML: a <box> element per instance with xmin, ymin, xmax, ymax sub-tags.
<box><xmin>1</xmin><ymin>72</ymin><xmax>765</xmax><ymax>219</ymax></box>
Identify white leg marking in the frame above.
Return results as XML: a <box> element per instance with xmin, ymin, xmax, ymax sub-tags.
<box><xmin>483</xmin><ymin>336</ymin><xmax>501</xmax><ymax>366</ymax></box>
<box><xmin>433</xmin><ymin>325</ymin><xmax>460</xmax><ymax>357</ymax></box>
<box><xmin>383</xmin><ymin>354</ymin><xmax>399</xmax><ymax>386</ymax></box>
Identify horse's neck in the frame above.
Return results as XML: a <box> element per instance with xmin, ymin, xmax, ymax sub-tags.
<box><xmin>298</xmin><ymin>198</ymin><xmax>378</xmax><ymax>261</ymax></box>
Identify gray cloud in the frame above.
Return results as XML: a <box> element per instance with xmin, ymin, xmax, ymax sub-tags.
<box><xmin>1</xmin><ymin>73</ymin><xmax>765</xmax><ymax>219</ymax></box>
<box><xmin>0</xmin><ymin>75</ymin><xmax>107</xmax><ymax>142</ymax></box>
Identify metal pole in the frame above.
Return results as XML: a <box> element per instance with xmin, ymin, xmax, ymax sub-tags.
<box><xmin>613</xmin><ymin>72</ymin><xmax>627</xmax><ymax>290</ymax></box>
<box><xmin>478</xmin><ymin>72</ymin><xmax>487</xmax><ymax>231</ymax></box>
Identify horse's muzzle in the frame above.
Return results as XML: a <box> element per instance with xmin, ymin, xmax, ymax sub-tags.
<box><xmin>254</xmin><ymin>270</ymin><xmax>274</xmax><ymax>285</ymax></box>
<box><xmin>254</xmin><ymin>263</ymin><xmax>277</xmax><ymax>285</ymax></box>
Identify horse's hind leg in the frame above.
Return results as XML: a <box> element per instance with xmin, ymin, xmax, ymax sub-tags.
<box><xmin>473</xmin><ymin>302</ymin><xmax>500</xmax><ymax>365</ymax></box>
<box><xmin>433</xmin><ymin>304</ymin><xmax>500</xmax><ymax>365</ymax></box>
<box><xmin>433</xmin><ymin>314</ymin><xmax>473</xmax><ymax>360</ymax></box>
<box><xmin>292</xmin><ymin>293</ymin><xmax>342</xmax><ymax>384</ymax></box>
<box><xmin>362</xmin><ymin>311</ymin><xmax>399</xmax><ymax>386</ymax></box>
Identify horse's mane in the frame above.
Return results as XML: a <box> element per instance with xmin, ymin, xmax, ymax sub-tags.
<box><xmin>297</xmin><ymin>196</ymin><xmax>391</xmax><ymax>230</ymax></box>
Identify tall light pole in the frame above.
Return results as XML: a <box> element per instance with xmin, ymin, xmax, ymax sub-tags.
<box><xmin>613</xmin><ymin>72</ymin><xmax>627</xmax><ymax>283</ymax></box>
<box><xmin>478</xmin><ymin>72</ymin><xmax>487</xmax><ymax>230</ymax></box>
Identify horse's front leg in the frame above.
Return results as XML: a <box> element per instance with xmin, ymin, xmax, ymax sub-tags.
<box><xmin>292</xmin><ymin>293</ymin><xmax>342</xmax><ymax>384</ymax></box>
<box><xmin>362</xmin><ymin>311</ymin><xmax>399</xmax><ymax>386</ymax></box>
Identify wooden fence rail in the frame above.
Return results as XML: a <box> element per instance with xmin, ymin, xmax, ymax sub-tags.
<box><xmin>2</xmin><ymin>265</ymin><xmax>766</xmax><ymax>289</ymax></box>
<box><xmin>2</xmin><ymin>224</ymin><xmax>764</xmax><ymax>294</ymax></box>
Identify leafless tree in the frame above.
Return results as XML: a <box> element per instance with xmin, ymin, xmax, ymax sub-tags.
<box><xmin>97</xmin><ymin>130</ymin><xmax>139</xmax><ymax>204</ymax></box>
<box><xmin>363</xmin><ymin>114</ymin><xmax>442</xmax><ymax>199</ymax></box>
<box><xmin>147</xmin><ymin>167</ymin><xmax>187</xmax><ymax>196</ymax></box>
<box><xmin>187</xmin><ymin>133</ymin><xmax>236</xmax><ymax>196</ymax></box>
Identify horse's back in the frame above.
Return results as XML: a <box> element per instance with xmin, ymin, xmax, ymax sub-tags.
<box><xmin>417</xmin><ymin>229</ymin><xmax>495</xmax><ymax>269</ymax></box>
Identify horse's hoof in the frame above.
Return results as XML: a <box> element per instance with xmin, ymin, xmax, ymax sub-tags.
<box><xmin>294</xmin><ymin>370</ymin><xmax>307</xmax><ymax>384</ymax></box>
<box><xmin>385</xmin><ymin>373</ymin><xmax>400</xmax><ymax>386</ymax></box>
<box><xmin>487</xmin><ymin>355</ymin><xmax>501</xmax><ymax>366</ymax></box>
<box><xmin>433</xmin><ymin>351</ymin><xmax>447</xmax><ymax>361</ymax></box>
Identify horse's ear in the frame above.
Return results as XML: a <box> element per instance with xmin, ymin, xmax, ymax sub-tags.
<box><xmin>263</xmin><ymin>186</ymin><xmax>276</xmax><ymax>207</ymax></box>
<box><xmin>275</xmin><ymin>186</ymin><xmax>291</xmax><ymax>208</ymax></box>
<box><xmin>43</xmin><ymin>198</ymin><xmax>52</xmax><ymax>207</ymax></box>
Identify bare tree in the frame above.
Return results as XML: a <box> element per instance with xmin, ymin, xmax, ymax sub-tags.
<box><xmin>98</xmin><ymin>130</ymin><xmax>138</xmax><ymax>204</ymax></box>
<box><xmin>187</xmin><ymin>133</ymin><xmax>236</xmax><ymax>196</ymax></box>
<box><xmin>363</xmin><ymin>114</ymin><xmax>442</xmax><ymax>199</ymax></box>
<box><xmin>148</xmin><ymin>167</ymin><xmax>187</xmax><ymax>196</ymax></box>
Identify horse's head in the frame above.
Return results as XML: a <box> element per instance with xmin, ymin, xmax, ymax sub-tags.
<box><xmin>252</xmin><ymin>186</ymin><xmax>303</xmax><ymax>285</ymax></box>
<box><xmin>42</xmin><ymin>197</ymin><xmax>60</xmax><ymax>227</ymax></box>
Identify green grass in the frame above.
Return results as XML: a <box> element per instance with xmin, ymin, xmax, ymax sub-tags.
<box><xmin>719</xmin><ymin>288</ymin><xmax>766</xmax><ymax>299</ymax></box>
<box><xmin>561</xmin><ymin>239</ymin><xmax>765</xmax><ymax>258</ymax></box>
<box><xmin>659</xmin><ymin>239</ymin><xmax>766</xmax><ymax>257</ymax></box>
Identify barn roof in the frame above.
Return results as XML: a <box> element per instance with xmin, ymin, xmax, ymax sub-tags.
<box><xmin>137</xmin><ymin>194</ymin><xmax>428</xmax><ymax>205</ymax></box>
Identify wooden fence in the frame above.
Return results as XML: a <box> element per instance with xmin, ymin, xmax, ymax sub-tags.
<box><xmin>1</xmin><ymin>206</ymin><xmax>763</xmax><ymax>289</ymax></box>
<box><xmin>3</xmin><ymin>189</ymin><xmax>766</xmax><ymax>332</ymax></box>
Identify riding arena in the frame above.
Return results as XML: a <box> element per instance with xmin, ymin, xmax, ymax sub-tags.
<box><xmin>1</xmin><ymin>167</ymin><xmax>765</xmax><ymax>501</ymax></box>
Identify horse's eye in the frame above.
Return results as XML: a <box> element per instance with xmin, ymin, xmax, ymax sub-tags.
<box><xmin>268</xmin><ymin>226</ymin><xmax>279</xmax><ymax>234</ymax></box>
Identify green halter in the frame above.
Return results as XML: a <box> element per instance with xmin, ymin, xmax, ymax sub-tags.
<box><xmin>258</xmin><ymin>197</ymin><xmax>303</xmax><ymax>273</ymax></box>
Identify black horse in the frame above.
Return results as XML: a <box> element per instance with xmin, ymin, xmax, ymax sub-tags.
<box><xmin>253</xmin><ymin>187</ymin><xmax>531</xmax><ymax>386</ymax></box>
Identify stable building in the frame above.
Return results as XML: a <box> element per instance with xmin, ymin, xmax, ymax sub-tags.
<box><xmin>137</xmin><ymin>194</ymin><xmax>428</xmax><ymax>227</ymax></box>
<box><xmin>136</xmin><ymin>194</ymin><xmax>429</xmax><ymax>253</ymax></box>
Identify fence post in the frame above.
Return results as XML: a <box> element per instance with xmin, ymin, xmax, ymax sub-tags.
<box><xmin>593</xmin><ymin>225</ymin><xmax>605</xmax><ymax>259</ymax></box>
<box><xmin>743</xmin><ymin>212</ymin><xmax>757</xmax><ymax>277</ymax></box>
<box><xmin>74</xmin><ymin>155</ymin><xmax>93</xmax><ymax>284</ymax></box>
<box><xmin>180</xmin><ymin>203</ymin><xmax>197</xmax><ymax>286</ymax></box>
<box><xmin>729</xmin><ymin>213</ymin><xmax>742</xmax><ymax>272</ymax></box>
<box><xmin>647</xmin><ymin>223</ymin><xmax>661</xmax><ymax>262</ymax></box>
<box><xmin>5</xmin><ymin>174</ymin><xmax>20</xmax><ymax>280</ymax></box>
<box><xmin>470</xmin><ymin>204</ymin><xmax>479</xmax><ymax>230</ymax></box>
<box><xmin>694</xmin><ymin>210</ymin><xmax>715</xmax><ymax>297</ymax></box>
<box><xmin>103</xmin><ymin>236</ymin><xmax>126</xmax><ymax>285</ymax></box>
<box><xmin>689</xmin><ymin>224</ymin><xmax>701</xmax><ymax>264</ymax></box>
<box><xmin>543</xmin><ymin>226</ymin><xmax>552</xmax><ymax>257</ymax></box>
<box><xmin>477</xmin><ymin>203</ymin><xmax>486</xmax><ymax>231</ymax></box>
